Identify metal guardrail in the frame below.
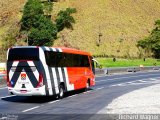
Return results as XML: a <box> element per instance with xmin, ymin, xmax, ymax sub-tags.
<box><xmin>95</xmin><ymin>66</ymin><xmax>160</xmax><ymax>75</ymax></box>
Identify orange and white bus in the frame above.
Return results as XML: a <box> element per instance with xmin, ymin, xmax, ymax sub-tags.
<box><xmin>6</xmin><ymin>46</ymin><xmax>95</xmax><ymax>98</ymax></box>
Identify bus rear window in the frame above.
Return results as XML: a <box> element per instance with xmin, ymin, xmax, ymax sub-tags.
<box><xmin>8</xmin><ymin>48</ymin><xmax>39</xmax><ymax>61</ymax></box>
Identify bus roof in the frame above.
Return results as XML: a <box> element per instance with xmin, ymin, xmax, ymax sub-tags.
<box><xmin>10</xmin><ymin>46</ymin><xmax>92</xmax><ymax>56</ymax></box>
<box><xmin>54</xmin><ymin>47</ymin><xmax>91</xmax><ymax>56</ymax></box>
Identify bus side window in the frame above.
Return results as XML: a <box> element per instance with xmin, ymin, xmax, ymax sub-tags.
<box><xmin>83</xmin><ymin>56</ymin><xmax>90</xmax><ymax>67</ymax></box>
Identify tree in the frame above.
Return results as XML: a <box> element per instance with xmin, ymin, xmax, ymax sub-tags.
<box><xmin>28</xmin><ymin>16</ymin><xmax>57</xmax><ymax>46</ymax></box>
<box><xmin>56</xmin><ymin>8</ymin><xmax>76</xmax><ymax>32</ymax></box>
<box><xmin>43</xmin><ymin>2</ymin><xmax>53</xmax><ymax>16</ymax></box>
<box><xmin>21</xmin><ymin>0</ymin><xmax>44</xmax><ymax>31</ymax></box>
<box><xmin>20</xmin><ymin>0</ymin><xmax>76</xmax><ymax>46</ymax></box>
<box><xmin>20</xmin><ymin>0</ymin><xmax>57</xmax><ymax>46</ymax></box>
<box><xmin>137</xmin><ymin>20</ymin><xmax>160</xmax><ymax>58</ymax></box>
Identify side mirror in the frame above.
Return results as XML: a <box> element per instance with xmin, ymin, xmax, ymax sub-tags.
<box><xmin>93</xmin><ymin>59</ymin><xmax>102</xmax><ymax>69</ymax></box>
<box><xmin>99</xmin><ymin>64</ymin><xmax>102</xmax><ymax>69</ymax></box>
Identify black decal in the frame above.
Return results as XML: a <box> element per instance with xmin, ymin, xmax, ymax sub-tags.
<box><xmin>11</xmin><ymin>62</ymin><xmax>38</xmax><ymax>88</ymax></box>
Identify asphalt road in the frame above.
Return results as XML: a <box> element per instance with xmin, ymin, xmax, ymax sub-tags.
<box><xmin>0</xmin><ymin>71</ymin><xmax>160</xmax><ymax>120</ymax></box>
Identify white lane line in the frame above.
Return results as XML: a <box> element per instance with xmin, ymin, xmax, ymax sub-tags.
<box><xmin>110</xmin><ymin>78</ymin><xmax>160</xmax><ymax>87</ymax></box>
<box><xmin>138</xmin><ymin>80</ymin><xmax>147</xmax><ymax>83</ymax></box>
<box><xmin>110</xmin><ymin>83</ymin><xmax>127</xmax><ymax>87</ymax></box>
<box><xmin>150</xmin><ymin>78</ymin><xmax>160</xmax><ymax>81</ymax></box>
<box><xmin>67</xmin><ymin>94</ymin><xmax>78</xmax><ymax>98</ymax></box>
<box><xmin>83</xmin><ymin>90</ymin><xmax>92</xmax><ymax>94</ymax></box>
<box><xmin>1</xmin><ymin>95</ymin><xmax>16</xmax><ymax>99</ymax></box>
<box><xmin>48</xmin><ymin>100</ymin><xmax>60</xmax><ymax>104</ymax></box>
<box><xmin>96</xmin><ymin>74</ymin><xmax>160</xmax><ymax>83</ymax></box>
<box><xmin>127</xmin><ymin>81</ymin><xmax>160</xmax><ymax>86</ymax></box>
<box><xmin>96</xmin><ymin>87</ymin><xmax>104</xmax><ymax>90</ymax></box>
<box><xmin>22</xmin><ymin>106</ymin><xmax>40</xmax><ymax>113</ymax></box>
<box><xmin>0</xmin><ymin>87</ymin><xmax>7</xmax><ymax>90</ymax></box>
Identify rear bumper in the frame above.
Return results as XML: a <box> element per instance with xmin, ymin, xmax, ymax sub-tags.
<box><xmin>8</xmin><ymin>85</ymin><xmax>46</xmax><ymax>96</ymax></box>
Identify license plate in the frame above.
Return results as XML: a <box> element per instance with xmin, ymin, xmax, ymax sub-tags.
<box><xmin>20</xmin><ymin>90</ymin><xmax>27</xmax><ymax>93</ymax></box>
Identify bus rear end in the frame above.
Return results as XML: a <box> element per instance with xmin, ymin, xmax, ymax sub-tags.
<box><xmin>7</xmin><ymin>47</ymin><xmax>46</xmax><ymax>96</ymax></box>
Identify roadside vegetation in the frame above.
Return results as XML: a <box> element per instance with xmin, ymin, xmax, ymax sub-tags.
<box><xmin>0</xmin><ymin>0</ymin><xmax>76</xmax><ymax>62</ymax></box>
<box><xmin>1</xmin><ymin>0</ymin><xmax>160</xmax><ymax>66</ymax></box>
<box><xmin>137</xmin><ymin>20</ymin><xmax>160</xmax><ymax>58</ymax></box>
<box><xmin>53</xmin><ymin>0</ymin><xmax>160</xmax><ymax>58</ymax></box>
<box><xmin>97</xmin><ymin>58</ymin><xmax>160</xmax><ymax>68</ymax></box>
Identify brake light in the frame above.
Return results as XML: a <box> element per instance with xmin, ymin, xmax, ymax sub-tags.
<box><xmin>6</xmin><ymin>73</ymin><xmax>11</xmax><ymax>87</ymax></box>
<box><xmin>36</xmin><ymin>73</ymin><xmax>43</xmax><ymax>88</ymax></box>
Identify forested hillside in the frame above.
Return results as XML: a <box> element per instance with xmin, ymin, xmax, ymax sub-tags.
<box><xmin>1</xmin><ymin>0</ymin><xmax>160</xmax><ymax>58</ymax></box>
<box><xmin>52</xmin><ymin>0</ymin><xmax>160</xmax><ymax>58</ymax></box>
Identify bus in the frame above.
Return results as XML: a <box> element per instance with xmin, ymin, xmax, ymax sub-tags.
<box><xmin>6</xmin><ymin>46</ymin><xmax>95</xmax><ymax>98</ymax></box>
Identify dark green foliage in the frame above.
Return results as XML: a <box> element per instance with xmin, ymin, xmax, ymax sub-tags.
<box><xmin>56</xmin><ymin>8</ymin><xmax>76</xmax><ymax>32</ymax></box>
<box><xmin>20</xmin><ymin>0</ymin><xmax>57</xmax><ymax>46</ymax></box>
<box><xmin>20</xmin><ymin>0</ymin><xmax>76</xmax><ymax>46</ymax></box>
<box><xmin>28</xmin><ymin>16</ymin><xmax>57</xmax><ymax>46</ymax></box>
<box><xmin>137</xmin><ymin>20</ymin><xmax>160</xmax><ymax>58</ymax></box>
<box><xmin>21</xmin><ymin>0</ymin><xmax>44</xmax><ymax>31</ymax></box>
<box><xmin>43</xmin><ymin>2</ymin><xmax>53</xmax><ymax>15</ymax></box>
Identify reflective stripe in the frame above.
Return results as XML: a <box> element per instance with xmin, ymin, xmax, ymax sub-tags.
<box><xmin>9</xmin><ymin>61</ymin><xmax>19</xmax><ymax>81</ymax></box>
<box><xmin>56</xmin><ymin>48</ymin><xmax>74</xmax><ymax>91</ymax></box>
<box><xmin>50</xmin><ymin>48</ymin><xmax>59</xmax><ymax>94</ymax></box>
<box><xmin>51</xmin><ymin>68</ymin><xmax>59</xmax><ymax>94</ymax></box>
<box><xmin>27</xmin><ymin>61</ymin><xmax>39</xmax><ymax>81</ymax></box>
<box><xmin>64</xmin><ymin>67</ymin><xmax>74</xmax><ymax>91</ymax></box>
<box><xmin>42</xmin><ymin>47</ymin><xmax>53</xmax><ymax>95</ymax></box>
<box><xmin>58</xmin><ymin>68</ymin><xmax>64</xmax><ymax>83</ymax></box>
<box><xmin>10</xmin><ymin>62</ymin><xmax>38</xmax><ymax>88</ymax></box>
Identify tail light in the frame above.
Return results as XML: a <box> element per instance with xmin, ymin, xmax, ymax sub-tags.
<box><xmin>6</xmin><ymin>73</ymin><xmax>11</xmax><ymax>87</ymax></box>
<box><xmin>36</xmin><ymin>73</ymin><xmax>43</xmax><ymax>88</ymax></box>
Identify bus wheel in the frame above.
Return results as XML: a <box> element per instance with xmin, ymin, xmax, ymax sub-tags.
<box><xmin>58</xmin><ymin>85</ymin><xmax>64</xmax><ymax>99</ymax></box>
<box><xmin>85</xmin><ymin>80</ymin><xmax>90</xmax><ymax>91</ymax></box>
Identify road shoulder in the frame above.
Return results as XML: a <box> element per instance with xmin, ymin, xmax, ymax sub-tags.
<box><xmin>98</xmin><ymin>84</ymin><xmax>160</xmax><ymax>114</ymax></box>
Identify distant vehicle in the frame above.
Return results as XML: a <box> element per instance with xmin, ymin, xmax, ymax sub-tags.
<box><xmin>6</xmin><ymin>46</ymin><xmax>95</xmax><ymax>98</ymax></box>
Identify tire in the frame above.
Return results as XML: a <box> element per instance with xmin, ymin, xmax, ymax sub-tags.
<box><xmin>86</xmin><ymin>82</ymin><xmax>90</xmax><ymax>89</ymax></box>
<box><xmin>58</xmin><ymin>85</ymin><xmax>65</xmax><ymax>99</ymax></box>
<box><xmin>85</xmin><ymin>80</ymin><xmax>90</xmax><ymax>91</ymax></box>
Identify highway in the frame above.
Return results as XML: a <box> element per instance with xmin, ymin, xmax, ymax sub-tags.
<box><xmin>0</xmin><ymin>71</ymin><xmax>160</xmax><ymax>120</ymax></box>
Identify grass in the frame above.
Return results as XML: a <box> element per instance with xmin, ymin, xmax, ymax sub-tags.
<box><xmin>53</xmin><ymin>0</ymin><xmax>160</xmax><ymax>58</ymax></box>
<box><xmin>96</xmin><ymin>58</ymin><xmax>160</xmax><ymax>68</ymax></box>
<box><xmin>1</xmin><ymin>0</ymin><xmax>160</xmax><ymax>58</ymax></box>
<box><xmin>0</xmin><ymin>0</ymin><xmax>25</xmax><ymax>46</ymax></box>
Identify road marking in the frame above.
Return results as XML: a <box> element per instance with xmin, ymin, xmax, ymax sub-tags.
<box><xmin>150</xmin><ymin>78</ymin><xmax>160</xmax><ymax>81</ymax></box>
<box><xmin>138</xmin><ymin>80</ymin><xmax>147</xmax><ymax>83</ymax></box>
<box><xmin>83</xmin><ymin>90</ymin><xmax>92</xmax><ymax>94</ymax></box>
<box><xmin>0</xmin><ymin>95</ymin><xmax>16</xmax><ymax>99</ymax></box>
<box><xmin>48</xmin><ymin>100</ymin><xmax>60</xmax><ymax>104</ymax></box>
<box><xmin>110</xmin><ymin>77</ymin><xmax>160</xmax><ymax>87</ymax></box>
<box><xmin>22</xmin><ymin>106</ymin><xmax>40</xmax><ymax>113</ymax></box>
<box><xmin>96</xmin><ymin>74</ymin><xmax>160</xmax><ymax>83</ymax></box>
<box><xmin>67</xmin><ymin>94</ymin><xmax>78</xmax><ymax>98</ymax></box>
<box><xmin>96</xmin><ymin>87</ymin><xmax>104</xmax><ymax>90</ymax></box>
